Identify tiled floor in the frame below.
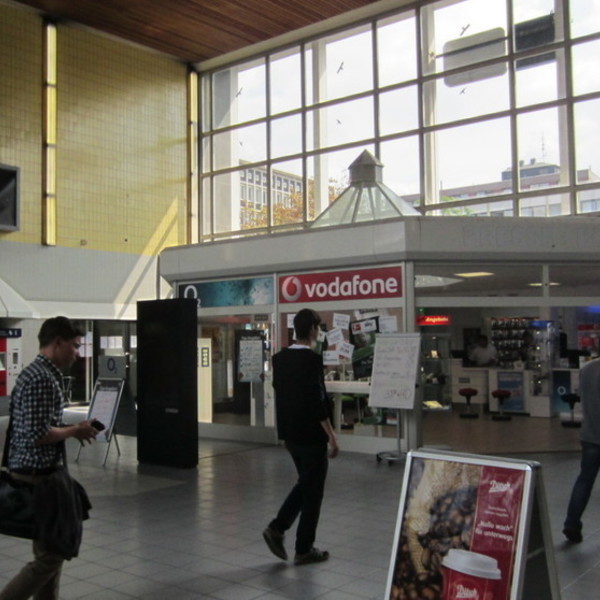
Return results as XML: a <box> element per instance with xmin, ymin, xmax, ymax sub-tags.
<box><xmin>0</xmin><ymin>416</ymin><xmax>597</xmax><ymax>599</ymax></box>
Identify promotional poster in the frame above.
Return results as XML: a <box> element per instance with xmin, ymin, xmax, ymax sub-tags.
<box><xmin>386</xmin><ymin>452</ymin><xmax>533</xmax><ymax>600</ymax></box>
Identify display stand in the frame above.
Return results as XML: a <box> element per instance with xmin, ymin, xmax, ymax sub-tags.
<box><xmin>385</xmin><ymin>449</ymin><xmax>560</xmax><ymax>600</ymax></box>
<box><xmin>368</xmin><ymin>333</ymin><xmax>421</xmax><ymax>464</ymax></box>
<box><xmin>76</xmin><ymin>377</ymin><xmax>124</xmax><ymax>466</ymax></box>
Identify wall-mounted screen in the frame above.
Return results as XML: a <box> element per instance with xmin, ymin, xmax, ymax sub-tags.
<box><xmin>0</xmin><ymin>163</ymin><xmax>19</xmax><ymax>231</ymax></box>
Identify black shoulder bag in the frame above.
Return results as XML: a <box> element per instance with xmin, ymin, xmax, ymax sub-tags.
<box><xmin>0</xmin><ymin>420</ymin><xmax>36</xmax><ymax>539</ymax></box>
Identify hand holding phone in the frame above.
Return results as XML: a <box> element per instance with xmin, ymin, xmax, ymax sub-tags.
<box><xmin>91</xmin><ymin>419</ymin><xmax>106</xmax><ymax>431</ymax></box>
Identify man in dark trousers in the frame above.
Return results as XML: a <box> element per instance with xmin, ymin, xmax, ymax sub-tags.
<box><xmin>0</xmin><ymin>317</ymin><xmax>98</xmax><ymax>600</ymax></box>
<box><xmin>263</xmin><ymin>308</ymin><xmax>339</xmax><ymax>565</ymax></box>
<box><xmin>563</xmin><ymin>357</ymin><xmax>600</xmax><ymax>543</ymax></box>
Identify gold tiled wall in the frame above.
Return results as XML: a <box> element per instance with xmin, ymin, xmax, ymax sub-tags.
<box><xmin>0</xmin><ymin>2</ymin><xmax>188</xmax><ymax>256</ymax></box>
<box><xmin>57</xmin><ymin>27</ymin><xmax>188</xmax><ymax>255</ymax></box>
<box><xmin>0</xmin><ymin>4</ymin><xmax>43</xmax><ymax>244</ymax></box>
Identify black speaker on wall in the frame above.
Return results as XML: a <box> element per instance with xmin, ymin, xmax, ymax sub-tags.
<box><xmin>137</xmin><ymin>298</ymin><xmax>198</xmax><ymax>468</ymax></box>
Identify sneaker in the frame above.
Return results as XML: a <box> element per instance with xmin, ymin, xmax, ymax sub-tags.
<box><xmin>263</xmin><ymin>526</ymin><xmax>288</xmax><ymax>560</ymax></box>
<box><xmin>294</xmin><ymin>547</ymin><xmax>329</xmax><ymax>565</ymax></box>
<box><xmin>563</xmin><ymin>527</ymin><xmax>583</xmax><ymax>543</ymax></box>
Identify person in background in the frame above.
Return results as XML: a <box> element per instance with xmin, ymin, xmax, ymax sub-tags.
<box><xmin>263</xmin><ymin>308</ymin><xmax>339</xmax><ymax>565</ymax></box>
<box><xmin>0</xmin><ymin>317</ymin><xmax>98</xmax><ymax>600</ymax></box>
<box><xmin>563</xmin><ymin>357</ymin><xmax>600</xmax><ymax>543</ymax></box>
<box><xmin>469</xmin><ymin>335</ymin><xmax>498</xmax><ymax>367</ymax></box>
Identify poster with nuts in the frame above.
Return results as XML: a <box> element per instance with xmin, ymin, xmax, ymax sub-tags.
<box><xmin>385</xmin><ymin>450</ymin><xmax>559</xmax><ymax>600</ymax></box>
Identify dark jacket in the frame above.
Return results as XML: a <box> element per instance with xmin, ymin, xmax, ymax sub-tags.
<box><xmin>272</xmin><ymin>347</ymin><xmax>330</xmax><ymax>445</ymax></box>
<box><xmin>34</xmin><ymin>468</ymin><xmax>92</xmax><ymax>560</ymax></box>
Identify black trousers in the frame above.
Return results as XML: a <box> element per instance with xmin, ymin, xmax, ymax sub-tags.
<box><xmin>270</xmin><ymin>441</ymin><xmax>328</xmax><ymax>555</ymax></box>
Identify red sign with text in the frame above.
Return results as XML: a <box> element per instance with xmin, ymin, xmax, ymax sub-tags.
<box><xmin>279</xmin><ymin>267</ymin><xmax>402</xmax><ymax>303</ymax></box>
<box><xmin>417</xmin><ymin>315</ymin><xmax>451</xmax><ymax>326</ymax></box>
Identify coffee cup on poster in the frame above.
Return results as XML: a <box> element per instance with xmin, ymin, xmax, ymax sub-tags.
<box><xmin>442</xmin><ymin>549</ymin><xmax>501</xmax><ymax>600</ymax></box>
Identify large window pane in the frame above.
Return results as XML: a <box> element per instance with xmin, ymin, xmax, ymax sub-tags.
<box><xmin>201</xmin><ymin>177</ymin><xmax>212</xmax><ymax>236</ymax></box>
<box><xmin>379</xmin><ymin>86</ymin><xmax>419</xmax><ymax>134</ymax></box>
<box><xmin>270</xmin><ymin>114</ymin><xmax>302</xmax><ymax>159</ymax></box>
<box><xmin>324</xmin><ymin>26</ymin><xmax>373</xmax><ymax>102</ymax></box>
<box><xmin>570</xmin><ymin>0</ymin><xmax>600</xmax><ymax>39</ymax></box>
<box><xmin>377</xmin><ymin>12</ymin><xmax>417</xmax><ymax>87</ymax></box>
<box><xmin>379</xmin><ymin>136</ymin><xmax>420</xmax><ymax>200</ymax></box>
<box><xmin>426</xmin><ymin>199</ymin><xmax>513</xmax><ymax>217</ymax></box>
<box><xmin>424</xmin><ymin>0</ymin><xmax>507</xmax><ymax>76</ymax></box>
<box><xmin>213</xmin><ymin>171</ymin><xmax>241</xmax><ymax>233</ymax></box>
<box><xmin>212</xmin><ymin>60</ymin><xmax>266</xmax><ymax>128</ymax></box>
<box><xmin>519</xmin><ymin>193</ymin><xmax>570</xmax><ymax>217</ymax></box>
<box><xmin>269</xmin><ymin>48</ymin><xmax>302</xmax><ymax>115</ymax></box>
<box><xmin>213</xmin><ymin>123</ymin><xmax>266</xmax><ymax>170</ymax></box>
<box><xmin>574</xmin><ymin>98</ymin><xmax>600</xmax><ymax>183</ymax></box>
<box><xmin>515</xmin><ymin>50</ymin><xmax>563</xmax><ymax>107</ymax></box>
<box><xmin>578</xmin><ymin>188</ymin><xmax>600</xmax><ymax>214</ymax></box>
<box><xmin>517</xmin><ymin>107</ymin><xmax>567</xmax><ymax>190</ymax></box>
<box><xmin>271</xmin><ymin>159</ymin><xmax>305</xmax><ymax>226</ymax></box>
<box><xmin>572</xmin><ymin>39</ymin><xmax>600</xmax><ymax>96</ymax></box>
<box><xmin>307</xmin><ymin>97</ymin><xmax>374</xmax><ymax>151</ymax></box>
<box><xmin>308</xmin><ymin>145</ymin><xmax>375</xmax><ymax>218</ymax></box>
<box><xmin>427</xmin><ymin>68</ymin><xmax>509</xmax><ymax>125</ymax></box>
<box><xmin>435</xmin><ymin>118</ymin><xmax>512</xmax><ymax>201</ymax></box>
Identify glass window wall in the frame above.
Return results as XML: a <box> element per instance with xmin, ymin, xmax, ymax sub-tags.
<box><xmin>199</xmin><ymin>0</ymin><xmax>600</xmax><ymax>241</ymax></box>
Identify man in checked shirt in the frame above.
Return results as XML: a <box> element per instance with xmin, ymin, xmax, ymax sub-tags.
<box><xmin>0</xmin><ymin>316</ymin><xmax>98</xmax><ymax>600</ymax></box>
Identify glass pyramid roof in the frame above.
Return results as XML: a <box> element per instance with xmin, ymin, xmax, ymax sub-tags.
<box><xmin>310</xmin><ymin>150</ymin><xmax>419</xmax><ymax>228</ymax></box>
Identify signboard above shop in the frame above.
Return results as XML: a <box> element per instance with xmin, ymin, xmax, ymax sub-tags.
<box><xmin>279</xmin><ymin>266</ymin><xmax>402</xmax><ymax>304</ymax></box>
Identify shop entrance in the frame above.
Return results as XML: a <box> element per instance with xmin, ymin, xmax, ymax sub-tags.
<box><xmin>198</xmin><ymin>315</ymin><xmax>270</xmax><ymax>427</ymax></box>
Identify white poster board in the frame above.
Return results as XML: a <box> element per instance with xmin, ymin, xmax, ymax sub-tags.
<box><xmin>87</xmin><ymin>377</ymin><xmax>124</xmax><ymax>442</ymax></box>
<box><xmin>369</xmin><ymin>334</ymin><xmax>421</xmax><ymax>410</ymax></box>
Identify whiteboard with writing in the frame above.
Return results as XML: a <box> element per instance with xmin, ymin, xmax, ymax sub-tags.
<box><xmin>368</xmin><ymin>334</ymin><xmax>421</xmax><ymax>410</ymax></box>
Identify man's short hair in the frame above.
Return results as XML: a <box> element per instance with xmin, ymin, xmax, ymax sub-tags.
<box><xmin>293</xmin><ymin>308</ymin><xmax>321</xmax><ymax>340</ymax></box>
<box><xmin>38</xmin><ymin>316</ymin><xmax>84</xmax><ymax>348</ymax></box>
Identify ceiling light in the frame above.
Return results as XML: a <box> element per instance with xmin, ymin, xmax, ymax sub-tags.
<box><xmin>528</xmin><ymin>282</ymin><xmax>560</xmax><ymax>287</ymax></box>
<box><xmin>453</xmin><ymin>271</ymin><xmax>494</xmax><ymax>278</ymax></box>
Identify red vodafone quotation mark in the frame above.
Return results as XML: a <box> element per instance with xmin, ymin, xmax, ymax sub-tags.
<box><xmin>280</xmin><ymin>276</ymin><xmax>302</xmax><ymax>302</ymax></box>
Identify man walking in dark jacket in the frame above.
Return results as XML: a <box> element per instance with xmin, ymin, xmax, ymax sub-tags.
<box><xmin>263</xmin><ymin>308</ymin><xmax>339</xmax><ymax>565</ymax></box>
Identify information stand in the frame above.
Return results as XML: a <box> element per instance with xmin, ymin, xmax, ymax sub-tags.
<box><xmin>368</xmin><ymin>333</ymin><xmax>421</xmax><ymax>463</ymax></box>
<box><xmin>385</xmin><ymin>449</ymin><xmax>560</xmax><ymax>600</ymax></box>
<box><xmin>76</xmin><ymin>377</ymin><xmax>124</xmax><ymax>466</ymax></box>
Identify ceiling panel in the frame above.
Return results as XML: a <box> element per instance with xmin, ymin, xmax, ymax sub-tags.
<box><xmin>11</xmin><ymin>0</ymin><xmax>383</xmax><ymax>64</ymax></box>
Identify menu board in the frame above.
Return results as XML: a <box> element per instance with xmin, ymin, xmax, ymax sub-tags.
<box><xmin>369</xmin><ymin>334</ymin><xmax>421</xmax><ymax>409</ymax></box>
<box><xmin>385</xmin><ymin>449</ymin><xmax>560</xmax><ymax>600</ymax></box>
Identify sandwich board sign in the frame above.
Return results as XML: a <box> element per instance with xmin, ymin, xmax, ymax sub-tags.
<box><xmin>385</xmin><ymin>449</ymin><xmax>560</xmax><ymax>600</ymax></box>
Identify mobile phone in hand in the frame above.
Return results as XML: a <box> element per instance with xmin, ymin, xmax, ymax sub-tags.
<box><xmin>91</xmin><ymin>419</ymin><xmax>106</xmax><ymax>431</ymax></box>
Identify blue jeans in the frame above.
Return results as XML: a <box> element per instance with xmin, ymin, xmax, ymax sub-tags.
<box><xmin>270</xmin><ymin>441</ymin><xmax>328</xmax><ymax>555</ymax></box>
<box><xmin>564</xmin><ymin>441</ymin><xmax>600</xmax><ymax>531</ymax></box>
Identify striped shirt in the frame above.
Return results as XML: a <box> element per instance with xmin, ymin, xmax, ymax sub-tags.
<box><xmin>7</xmin><ymin>354</ymin><xmax>66</xmax><ymax>470</ymax></box>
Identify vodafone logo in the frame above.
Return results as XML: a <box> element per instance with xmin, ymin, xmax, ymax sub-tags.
<box><xmin>279</xmin><ymin>267</ymin><xmax>402</xmax><ymax>303</ymax></box>
<box><xmin>280</xmin><ymin>276</ymin><xmax>303</xmax><ymax>302</ymax></box>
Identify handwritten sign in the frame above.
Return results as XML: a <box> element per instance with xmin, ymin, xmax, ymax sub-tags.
<box><xmin>238</xmin><ymin>335</ymin><xmax>264</xmax><ymax>383</ymax></box>
<box><xmin>369</xmin><ymin>334</ymin><xmax>421</xmax><ymax>409</ymax></box>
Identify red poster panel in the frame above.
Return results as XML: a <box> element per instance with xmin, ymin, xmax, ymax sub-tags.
<box><xmin>385</xmin><ymin>451</ymin><xmax>535</xmax><ymax>600</ymax></box>
<box><xmin>278</xmin><ymin>267</ymin><xmax>402</xmax><ymax>304</ymax></box>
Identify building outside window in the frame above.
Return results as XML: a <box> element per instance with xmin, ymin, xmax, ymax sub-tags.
<box><xmin>199</xmin><ymin>0</ymin><xmax>600</xmax><ymax>241</ymax></box>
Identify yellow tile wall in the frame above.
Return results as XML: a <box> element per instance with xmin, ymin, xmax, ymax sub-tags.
<box><xmin>0</xmin><ymin>2</ymin><xmax>188</xmax><ymax>256</ymax></box>
<box><xmin>57</xmin><ymin>26</ymin><xmax>188</xmax><ymax>255</ymax></box>
<box><xmin>0</xmin><ymin>4</ymin><xmax>43</xmax><ymax>244</ymax></box>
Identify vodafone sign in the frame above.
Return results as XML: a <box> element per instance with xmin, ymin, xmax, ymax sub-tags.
<box><xmin>279</xmin><ymin>267</ymin><xmax>402</xmax><ymax>303</ymax></box>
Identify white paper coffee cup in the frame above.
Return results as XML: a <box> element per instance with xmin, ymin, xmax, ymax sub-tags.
<box><xmin>442</xmin><ymin>549</ymin><xmax>501</xmax><ymax>600</ymax></box>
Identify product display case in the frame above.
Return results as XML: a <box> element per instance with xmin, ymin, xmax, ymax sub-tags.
<box><xmin>421</xmin><ymin>333</ymin><xmax>451</xmax><ymax>407</ymax></box>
